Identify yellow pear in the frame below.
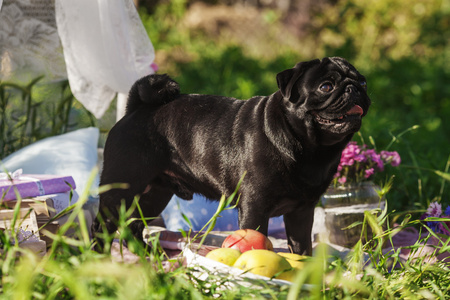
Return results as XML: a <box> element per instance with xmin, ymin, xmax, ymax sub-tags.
<box><xmin>232</xmin><ymin>249</ymin><xmax>291</xmax><ymax>278</ymax></box>
<box><xmin>275</xmin><ymin>269</ymin><xmax>297</xmax><ymax>282</ymax></box>
<box><xmin>205</xmin><ymin>248</ymin><xmax>242</xmax><ymax>266</ymax></box>
<box><xmin>277</xmin><ymin>252</ymin><xmax>307</xmax><ymax>269</ymax></box>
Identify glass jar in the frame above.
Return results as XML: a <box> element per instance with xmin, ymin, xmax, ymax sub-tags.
<box><xmin>320</xmin><ymin>182</ymin><xmax>384</xmax><ymax>248</ymax></box>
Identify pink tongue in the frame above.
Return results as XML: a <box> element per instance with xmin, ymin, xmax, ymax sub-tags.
<box><xmin>346</xmin><ymin>105</ymin><xmax>363</xmax><ymax>116</ymax></box>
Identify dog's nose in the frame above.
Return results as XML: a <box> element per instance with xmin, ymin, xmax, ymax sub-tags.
<box><xmin>346</xmin><ymin>85</ymin><xmax>358</xmax><ymax>94</ymax></box>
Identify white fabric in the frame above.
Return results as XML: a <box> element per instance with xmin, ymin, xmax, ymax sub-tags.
<box><xmin>116</xmin><ymin>93</ymin><xmax>128</xmax><ymax>121</ymax></box>
<box><xmin>1</xmin><ymin>127</ymin><xmax>100</xmax><ymax>197</ymax></box>
<box><xmin>0</xmin><ymin>0</ymin><xmax>66</xmax><ymax>82</ymax></box>
<box><xmin>162</xmin><ymin>194</ymin><xmax>287</xmax><ymax>235</ymax></box>
<box><xmin>55</xmin><ymin>0</ymin><xmax>155</xmax><ymax>119</ymax></box>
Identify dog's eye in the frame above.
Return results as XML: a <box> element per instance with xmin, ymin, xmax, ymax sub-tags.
<box><xmin>319</xmin><ymin>83</ymin><xmax>333</xmax><ymax>93</ymax></box>
<box><xmin>359</xmin><ymin>80</ymin><xmax>367</xmax><ymax>90</ymax></box>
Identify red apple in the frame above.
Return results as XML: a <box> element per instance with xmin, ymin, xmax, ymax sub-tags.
<box><xmin>222</xmin><ymin>229</ymin><xmax>273</xmax><ymax>252</ymax></box>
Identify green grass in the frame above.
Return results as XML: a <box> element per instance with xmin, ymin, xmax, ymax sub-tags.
<box><xmin>0</xmin><ymin>78</ymin><xmax>95</xmax><ymax>159</ymax></box>
<box><xmin>1</xmin><ymin>173</ymin><xmax>450</xmax><ymax>299</ymax></box>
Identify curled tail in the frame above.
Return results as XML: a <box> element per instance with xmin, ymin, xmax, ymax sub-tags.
<box><xmin>126</xmin><ymin>74</ymin><xmax>180</xmax><ymax>115</ymax></box>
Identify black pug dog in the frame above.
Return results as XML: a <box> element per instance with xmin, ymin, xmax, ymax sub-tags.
<box><xmin>92</xmin><ymin>57</ymin><xmax>370</xmax><ymax>255</ymax></box>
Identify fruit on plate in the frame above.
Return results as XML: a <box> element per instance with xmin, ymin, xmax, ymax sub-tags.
<box><xmin>275</xmin><ymin>268</ymin><xmax>297</xmax><ymax>282</ymax></box>
<box><xmin>205</xmin><ymin>248</ymin><xmax>242</xmax><ymax>266</ymax></box>
<box><xmin>277</xmin><ymin>252</ymin><xmax>307</xmax><ymax>269</ymax></box>
<box><xmin>232</xmin><ymin>249</ymin><xmax>291</xmax><ymax>279</ymax></box>
<box><xmin>222</xmin><ymin>229</ymin><xmax>273</xmax><ymax>252</ymax></box>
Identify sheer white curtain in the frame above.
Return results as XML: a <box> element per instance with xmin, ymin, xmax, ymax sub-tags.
<box><xmin>55</xmin><ymin>0</ymin><xmax>155</xmax><ymax>120</ymax></box>
<box><xmin>0</xmin><ymin>0</ymin><xmax>66</xmax><ymax>82</ymax></box>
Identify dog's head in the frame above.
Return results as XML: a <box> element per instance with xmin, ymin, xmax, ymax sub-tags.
<box><xmin>277</xmin><ymin>57</ymin><xmax>371</xmax><ymax>145</ymax></box>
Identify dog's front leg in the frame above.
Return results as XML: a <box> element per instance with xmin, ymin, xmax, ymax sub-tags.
<box><xmin>237</xmin><ymin>204</ymin><xmax>270</xmax><ymax>236</ymax></box>
<box><xmin>283</xmin><ymin>204</ymin><xmax>315</xmax><ymax>255</ymax></box>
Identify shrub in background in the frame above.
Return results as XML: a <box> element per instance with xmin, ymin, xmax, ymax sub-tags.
<box><xmin>139</xmin><ymin>0</ymin><xmax>449</xmax><ymax>212</ymax></box>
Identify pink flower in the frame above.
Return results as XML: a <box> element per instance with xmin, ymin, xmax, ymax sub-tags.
<box><xmin>338</xmin><ymin>176</ymin><xmax>347</xmax><ymax>184</ymax></box>
<box><xmin>354</xmin><ymin>154</ymin><xmax>366</xmax><ymax>163</ymax></box>
<box><xmin>381</xmin><ymin>151</ymin><xmax>401</xmax><ymax>167</ymax></box>
<box><xmin>150</xmin><ymin>62</ymin><xmax>159</xmax><ymax>72</ymax></box>
<box><xmin>364</xmin><ymin>168</ymin><xmax>375</xmax><ymax>178</ymax></box>
<box><xmin>340</xmin><ymin>142</ymin><xmax>361</xmax><ymax>166</ymax></box>
<box><xmin>364</xmin><ymin>149</ymin><xmax>384</xmax><ymax>171</ymax></box>
<box><xmin>427</xmin><ymin>202</ymin><xmax>442</xmax><ymax>217</ymax></box>
<box><xmin>333</xmin><ymin>141</ymin><xmax>401</xmax><ymax>186</ymax></box>
<box><xmin>424</xmin><ymin>203</ymin><xmax>450</xmax><ymax>236</ymax></box>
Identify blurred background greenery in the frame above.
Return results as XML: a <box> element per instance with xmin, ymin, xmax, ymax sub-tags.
<box><xmin>1</xmin><ymin>0</ymin><xmax>449</xmax><ymax>214</ymax></box>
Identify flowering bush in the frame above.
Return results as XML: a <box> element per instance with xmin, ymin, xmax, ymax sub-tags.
<box><xmin>422</xmin><ymin>202</ymin><xmax>450</xmax><ymax>235</ymax></box>
<box><xmin>333</xmin><ymin>141</ymin><xmax>401</xmax><ymax>186</ymax></box>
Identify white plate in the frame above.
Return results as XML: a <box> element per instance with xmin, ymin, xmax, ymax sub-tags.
<box><xmin>183</xmin><ymin>247</ymin><xmax>293</xmax><ymax>286</ymax></box>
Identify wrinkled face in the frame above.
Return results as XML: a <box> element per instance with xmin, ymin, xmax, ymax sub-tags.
<box><xmin>277</xmin><ymin>57</ymin><xmax>371</xmax><ymax>144</ymax></box>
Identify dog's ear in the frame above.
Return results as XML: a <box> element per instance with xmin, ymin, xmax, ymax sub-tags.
<box><xmin>276</xmin><ymin>68</ymin><xmax>295</xmax><ymax>100</ymax></box>
<box><xmin>277</xmin><ymin>60</ymin><xmax>319</xmax><ymax>102</ymax></box>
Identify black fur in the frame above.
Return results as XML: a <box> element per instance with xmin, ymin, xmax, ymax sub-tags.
<box><xmin>92</xmin><ymin>57</ymin><xmax>371</xmax><ymax>255</ymax></box>
<box><xmin>126</xmin><ymin>74</ymin><xmax>180</xmax><ymax>114</ymax></box>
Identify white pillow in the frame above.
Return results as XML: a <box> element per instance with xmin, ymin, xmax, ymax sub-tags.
<box><xmin>1</xmin><ymin>127</ymin><xmax>99</xmax><ymax>197</ymax></box>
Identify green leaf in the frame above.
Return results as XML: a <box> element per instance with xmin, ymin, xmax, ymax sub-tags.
<box><xmin>434</xmin><ymin>170</ymin><xmax>450</xmax><ymax>181</ymax></box>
